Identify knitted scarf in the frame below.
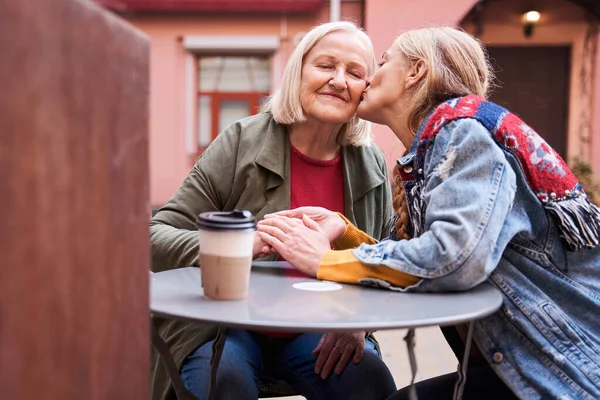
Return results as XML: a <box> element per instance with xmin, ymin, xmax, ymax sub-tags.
<box><xmin>409</xmin><ymin>95</ymin><xmax>600</xmax><ymax>251</ymax></box>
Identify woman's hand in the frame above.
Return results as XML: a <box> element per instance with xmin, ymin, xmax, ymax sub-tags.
<box><xmin>312</xmin><ymin>331</ymin><xmax>366</xmax><ymax>379</ymax></box>
<box><xmin>252</xmin><ymin>232</ymin><xmax>275</xmax><ymax>258</ymax></box>
<box><xmin>264</xmin><ymin>207</ymin><xmax>347</xmax><ymax>242</ymax></box>
<box><xmin>257</xmin><ymin>214</ymin><xmax>330</xmax><ymax>276</ymax></box>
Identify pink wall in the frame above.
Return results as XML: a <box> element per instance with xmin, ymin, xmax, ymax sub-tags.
<box><xmin>364</xmin><ymin>0</ymin><xmax>478</xmax><ymax>170</ymax></box>
<box><xmin>128</xmin><ymin>4</ymin><xmax>363</xmax><ymax>206</ymax></box>
<box><xmin>124</xmin><ymin>0</ymin><xmax>600</xmax><ymax>204</ymax></box>
<box><xmin>135</xmin><ymin>15</ymin><xmax>301</xmax><ymax>206</ymax></box>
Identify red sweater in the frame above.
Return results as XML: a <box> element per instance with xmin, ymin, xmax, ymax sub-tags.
<box><xmin>262</xmin><ymin>145</ymin><xmax>345</xmax><ymax>338</ymax></box>
<box><xmin>289</xmin><ymin>145</ymin><xmax>345</xmax><ymax>212</ymax></box>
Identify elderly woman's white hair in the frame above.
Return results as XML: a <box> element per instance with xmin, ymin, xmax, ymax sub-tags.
<box><xmin>262</xmin><ymin>21</ymin><xmax>376</xmax><ymax>146</ymax></box>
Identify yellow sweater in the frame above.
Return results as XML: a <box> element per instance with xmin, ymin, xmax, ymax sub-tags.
<box><xmin>317</xmin><ymin>214</ymin><xmax>420</xmax><ymax>288</ymax></box>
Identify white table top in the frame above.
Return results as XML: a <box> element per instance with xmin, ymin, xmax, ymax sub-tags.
<box><xmin>150</xmin><ymin>263</ymin><xmax>503</xmax><ymax>332</ymax></box>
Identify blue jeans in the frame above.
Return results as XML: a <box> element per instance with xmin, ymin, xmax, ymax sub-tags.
<box><xmin>181</xmin><ymin>330</ymin><xmax>397</xmax><ymax>400</ymax></box>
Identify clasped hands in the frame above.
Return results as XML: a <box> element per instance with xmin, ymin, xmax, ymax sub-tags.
<box><xmin>253</xmin><ymin>206</ymin><xmax>347</xmax><ymax>277</ymax></box>
<box><xmin>253</xmin><ymin>207</ymin><xmax>366</xmax><ymax>378</ymax></box>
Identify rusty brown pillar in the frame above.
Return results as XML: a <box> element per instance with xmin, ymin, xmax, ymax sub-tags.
<box><xmin>0</xmin><ymin>0</ymin><xmax>150</xmax><ymax>399</ymax></box>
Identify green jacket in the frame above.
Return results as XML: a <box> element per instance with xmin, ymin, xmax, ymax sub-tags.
<box><xmin>150</xmin><ymin>113</ymin><xmax>392</xmax><ymax>400</ymax></box>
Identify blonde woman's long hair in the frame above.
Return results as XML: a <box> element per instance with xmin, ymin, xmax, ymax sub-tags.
<box><xmin>392</xmin><ymin>27</ymin><xmax>495</xmax><ymax>240</ymax></box>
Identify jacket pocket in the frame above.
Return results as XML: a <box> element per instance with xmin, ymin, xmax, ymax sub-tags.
<box><xmin>536</xmin><ymin>302</ymin><xmax>600</xmax><ymax>388</ymax></box>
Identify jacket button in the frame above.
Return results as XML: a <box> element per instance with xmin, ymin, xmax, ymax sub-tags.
<box><xmin>403</xmin><ymin>166</ymin><xmax>413</xmax><ymax>174</ymax></box>
<box><xmin>492</xmin><ymin>352</ymin><xmax>503</xmax><ymax>363</ymax></box>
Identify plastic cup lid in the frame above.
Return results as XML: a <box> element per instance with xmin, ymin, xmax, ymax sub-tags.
<box><xmin>197</xmin><ymin>210</ymin><xmax>256</xmax><ymax>230</ymax></box>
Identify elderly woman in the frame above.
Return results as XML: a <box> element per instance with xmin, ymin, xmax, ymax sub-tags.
<box><xmin>258</xmin><ymin>27</ymin><xmax>600</xmax><ymax>400</ymax></box>
<box><xmin>150</xmin><ymin>21</ymin><xmax>396</xmax><ymax>400</ymax></box>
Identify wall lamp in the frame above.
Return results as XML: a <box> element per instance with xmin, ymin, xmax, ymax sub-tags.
<box><xmin>523</xmin><ymin>11</ymin><xmax>541</xmax><ymax>38</ymax></box>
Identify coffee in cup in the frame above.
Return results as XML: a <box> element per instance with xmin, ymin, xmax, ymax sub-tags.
<box><xmin>197</xmin><ymin>210</ymin><xmax>256</xmax><ymax>300</ymax></box>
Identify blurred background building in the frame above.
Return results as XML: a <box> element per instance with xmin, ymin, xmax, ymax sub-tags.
<box><xmin>96</xmin><ymin>0</ymin><xmax>600</xmax><ymax>209</ymax></box>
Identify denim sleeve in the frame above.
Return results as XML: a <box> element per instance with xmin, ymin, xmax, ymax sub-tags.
<box><xmin>352</xmin><ymin>118</ymin><xmax>517</xmax><ymax>292</ymax></box>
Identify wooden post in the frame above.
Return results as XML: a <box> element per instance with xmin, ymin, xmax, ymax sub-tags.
<box><xmin>0</xmin><ymin>0</ymin><xmax>150</xmax><ymax>399</ymax></box>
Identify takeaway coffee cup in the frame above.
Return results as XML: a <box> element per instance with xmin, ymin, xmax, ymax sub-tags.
<box><xmin>197</xmin><ymin>210</ymin><xmax>256</xmax><ymax>300</ymax></box>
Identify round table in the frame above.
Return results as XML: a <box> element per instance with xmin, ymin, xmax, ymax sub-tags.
<box><xmin>150</xmin><ymin>263</ymin><xmax>503</xmax><ymax>400</ymax></box>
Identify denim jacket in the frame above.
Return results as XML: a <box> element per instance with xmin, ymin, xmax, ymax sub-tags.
<box><xmin>353</xmin><ymin>97</ymin><xmax>600</xmax><ymax>399</ymax></box>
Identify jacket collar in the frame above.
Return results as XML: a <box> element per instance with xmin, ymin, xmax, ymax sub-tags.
<box><xmin>255</xmin><ymin>115</ymin><xmax>289</xmax><ymax>190</ymax></box>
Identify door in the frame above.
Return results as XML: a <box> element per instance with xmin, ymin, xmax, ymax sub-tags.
<box><xmin>486</xmin><ymin>46</ymin><xmax>571</xmax><ymax>158</ymax></box>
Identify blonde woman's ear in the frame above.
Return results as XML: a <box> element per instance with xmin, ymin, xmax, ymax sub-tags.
<box><xmin>406</xmin><ymin>59</ymin><xmax>427</xmax><ymax>90</ymax></box>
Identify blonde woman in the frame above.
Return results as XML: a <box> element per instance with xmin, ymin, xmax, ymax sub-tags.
<box><xmin>150</xmin><ymin>21</ymin><xmax>396</xmax><ymax>400</ymax></box>
<box><xmin>259</xmin><ymin>27</ymin><xmax>600</xmax><ymax>399</ymax></box>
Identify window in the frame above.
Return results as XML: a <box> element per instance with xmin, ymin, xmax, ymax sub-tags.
<box><xmin>197</xmin><ymin>56</ymin><xmax>271</xmax><ymax>152</ymax></box>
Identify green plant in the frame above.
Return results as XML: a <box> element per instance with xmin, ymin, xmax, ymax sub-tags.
<box><xmin>570</xmin><ymin>158</ymin><xmax>600</xmax><ymax>206</ymax></box>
